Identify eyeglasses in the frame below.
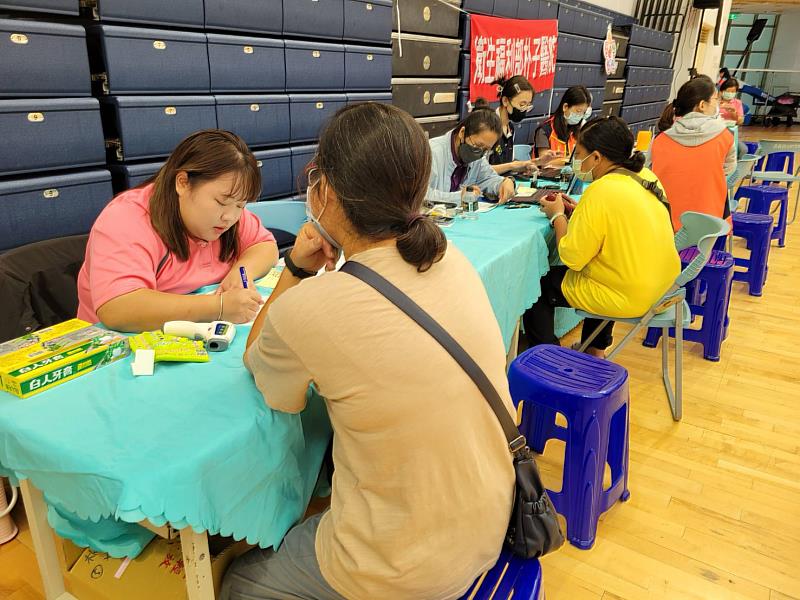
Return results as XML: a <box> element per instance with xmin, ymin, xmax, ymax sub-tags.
<box><xmin>511</xmin><ymin>102</ymin><xmax>533</xmax><ymax>113</ymax></box>
<box><xmin>464</xmin><ymin>139</ymin><xmax>492</xmax><ymax>154</ymax></box>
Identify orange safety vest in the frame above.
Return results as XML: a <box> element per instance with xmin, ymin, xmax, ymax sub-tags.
<box><xmin>651</xmin><ymin>129</ymin><xmax>734</xmax><ymax>232</ymax></box>
<box><xmin>537</xmin><ymin>116</ymin><xmax>577</xmax><ymax>157</ymax></box>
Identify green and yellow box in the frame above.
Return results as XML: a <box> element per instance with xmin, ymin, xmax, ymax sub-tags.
<box><xmin>0</xmin><ymin>319</ymin><xmax>130</xmax><ymax>398</ymax></box>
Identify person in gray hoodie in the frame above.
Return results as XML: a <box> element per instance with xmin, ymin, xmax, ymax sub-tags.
<box><xmin>650</xmin><ymin>77</ymin><xmax>737</xmax><ymax>231</ymax></box>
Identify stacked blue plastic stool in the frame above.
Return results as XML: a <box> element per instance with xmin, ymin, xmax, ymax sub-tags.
<box><xmin>732</xmin><ymin>212</ymin><xmax>773</xmax><ymax>296</ymax></box>
<box><xmin>735</xmin><ymin>185</ymin><xmax>788</xmax><ymax>247</ymax></box>
<box><xmin>643</xmin><ymin>248</ymin><xmax>734</xmax><ymax>361</ymax></box>
<box><xmin>508</xmin><ymin>345</ymin><xmax>630</xmax><ymax>550</ymax></box>
<box><xmin>459</xmin><ymin>548</ymin><xmax>542</xmax><ymax>600</ymax></box>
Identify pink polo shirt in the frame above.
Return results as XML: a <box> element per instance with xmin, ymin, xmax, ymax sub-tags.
<box><xmin>77</xmin><ymin>184</ymin><xmax>275</xmax><ymax>323</ymax></box>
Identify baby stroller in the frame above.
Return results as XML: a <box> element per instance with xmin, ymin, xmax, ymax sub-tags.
<box><xmin>741</xmin><ymin>84</ymin><xmax>799</xmax><ymax>127</ymax></box>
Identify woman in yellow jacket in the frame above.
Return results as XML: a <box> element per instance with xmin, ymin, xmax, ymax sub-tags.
<box><xmin>525</xmin><ymin>116</ymin><xmax>680</xmax><ymax>357</ymax></box>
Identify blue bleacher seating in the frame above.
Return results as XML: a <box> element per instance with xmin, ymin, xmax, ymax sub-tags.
<box><xmin>627</xmin><ymin>46</ymin><xmax>672</xmax><ymax>69</ymax></box>
<box><xmin>344</xmin><ymin>45</ymin><xmax>392</xmax><ymax>91</ymax></box>
<box><xmin>623</xmin><ymin>24</ymin><xmax>675</xmax><ymax>52</ymax></box>
<box><xmin>346</xmin><ymin>92</ymin><xmax>392</xmax><ymax>105</ymax></box>
<box><xmin>0</xmin><ymin>0</ymin><xmax>77</xmax><ymax>15</ymax></box>
<box><xmin>214</xmin><ymin>95</ymin><xmax>291</xmax><ymax>148</ymax></box>
<box><xmin>0</xmin><ymin>170</ymin><xmax>113</xmax><ymax>252</ymax></box>
<box><xmin>87</xmin><ymin>25</ymin><xmax>210</xmax><ymax>95</ymax></box>
<box><xmin>204</xmin><ymin>0</ymin><xmax>283</xmax><ymax>35</ymax></box>
<box><xmin>99</xmin><ymin>95</ymin><xmax>217</xmax><ymax>162</ymax></box>
<box><xmin>0</xmin><ymin>98</ymin><xmax>105</xmax><ymax>176</ymax></box>
<box><xmin>254</xmin><ymin>148</ymin><xmax>294</xmax><ymax>200</ymax></box>
<box><xmin>207</xmin><ymin>34</ymin><xmax>285</xmax><ymax>93</ymax></box>
<box><xmin>285</xmin><ymin>40</ymin><xmax>345</xmax><ymax>92</ymax></box>
<box><xmin>290</xmin><ymin>144</ymin><xmax>318</xmax><ymax>192</ymax></box>
<box><xmin>283</xmin><ymin>0</ymin><xmax>344</xmax><ymax>40</ymax></box>
<box><xmin>289</xmin><ymin>94</ymin><xmax>348</xmax><ymax>143</ymax></box>
<box><xmin>87</xmin><ymin>0</ymin><xmax>205</xmax><ymax>29</ymax></box>
<box><xmin>108</xmin><ymin>161</ymin><xmax>163</xmax><ymax>193</ymax></box>
<box><xmin>0</xmin><ymin>19</ymin><xmax>91</xmax><ymax>98</ymax></box>
<box><xmin>343</xmin><ymin>0</ymin><xmax>392</xmax><ymax>43</ymax></box>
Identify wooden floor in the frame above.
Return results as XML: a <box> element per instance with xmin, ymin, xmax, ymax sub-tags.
<box><xmin>1</xmin><ymin>126</ymin><xmax>798</xmax><ymax>600</ymax></box>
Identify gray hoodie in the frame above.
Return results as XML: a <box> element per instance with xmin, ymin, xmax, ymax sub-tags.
<box><xmin>664</xmin><ymin>112</ymin><xmax>737</xmax><ymax>177</ymax></box>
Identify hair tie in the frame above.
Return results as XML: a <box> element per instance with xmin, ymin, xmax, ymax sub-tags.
<box><xmin>406</xmin><ymin>213</ymin><xmax>426</xmax><ymax>230</ymax></box>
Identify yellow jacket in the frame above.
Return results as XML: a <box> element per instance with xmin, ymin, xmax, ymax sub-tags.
<box><xmin>559</xmin><ymin>168</ymin><xmax>680</xmax><ymax>318</ymax></box>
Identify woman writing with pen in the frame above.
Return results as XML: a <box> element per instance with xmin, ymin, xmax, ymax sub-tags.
<box><xmin>77</xmin><ymin>130</ymin><xmax>278</xmax><ymax>332</ymax></box>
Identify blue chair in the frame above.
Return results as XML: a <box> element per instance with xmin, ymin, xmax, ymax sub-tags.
<box><xmin>749</xmin><ymin>139</ymin><xmax>800</xmax><ymax>224</ymax></box>
<box><xmin>247</xmin><ymin>199</ymin><xmax>307</xmax><ymax>257</ymax></box>
<box><xmin>247</xmin><ymin>199</ymin><xmax>306</xmax><ymax>235</ymax></box>
<box><xmin>513</xmin><ymin>144</ymin><xmax>533</xmax><ymax>162</ymax></box>
<box><xmin>736</xmin><ymin>185</ymin><xmax>788</xmax><ymax>247</ymax></box>
<box><xmin>576</xmin><ymin>212</ymin><xmax>731</xmax><ymax>421</ymax></box>
<box><xmin>727</xmin><ymin>154</ymin><xmax>760</xmax><ymax>214</ymax></box>
<box><xmin>459</xmin><ymin>548</ymin><xmax>543</xmax><ymax>600</ymax></box>
<box><xmin>509</xmin><ymin>345</ymin><xmax>630</xmax><ymax>550</ymax></box>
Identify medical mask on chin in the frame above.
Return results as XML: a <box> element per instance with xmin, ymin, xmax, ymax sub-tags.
<box><xmin>571</xmin><ymin>155</ymin><xmax>595</xmax><ymax>183</ymax></box>
<box><xmin>721</xmin><ymin>91</ymin><xmax>736</xmax><ymax>101</ymax></box>
<box><xmin>565</xmin><ymin>111</ymin><xmax>584</xmax><ymax>126</ymax></box>
<box><xmin>306</xmin><ymin>179</ymin><xmax>343</xmax><ymax>257</ymax></box>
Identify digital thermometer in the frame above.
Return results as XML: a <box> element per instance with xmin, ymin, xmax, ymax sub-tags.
<box><xmin>163</xmin><ymin>321</ymin><xmax>236</xmax><ymax>352</ymax></box>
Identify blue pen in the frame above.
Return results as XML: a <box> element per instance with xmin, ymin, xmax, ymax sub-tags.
<box><xmin>239</xmin><ymin>266</ymin><xmax>249</xmax><ymax>289</ymax></box>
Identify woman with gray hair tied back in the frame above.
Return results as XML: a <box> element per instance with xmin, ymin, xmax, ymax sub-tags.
<box><xmin>222</xmin><ymin>102</ymin><xmax>516</xmax><ymax>600</ymax></box>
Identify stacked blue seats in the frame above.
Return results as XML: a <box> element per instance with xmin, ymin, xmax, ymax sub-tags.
<box><xmin>617</xmin><ymin>24</ymin><xmax>674</xmax><ymax>137</ymax></box>
<box><xmin>0</xmin><ymin>15</ymin><xmax>111</xmax><ymax>252</ymax></box>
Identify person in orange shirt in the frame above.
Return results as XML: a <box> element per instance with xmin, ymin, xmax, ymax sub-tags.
<box><xmin>651</xmin><ymin>77</ymin><xmax>736</xmax><ymax>231</ymax></box>
<box><xmin>533</xmin><ymin>86</ymin><xmax>592</xmax><ymax>160</ymax></box>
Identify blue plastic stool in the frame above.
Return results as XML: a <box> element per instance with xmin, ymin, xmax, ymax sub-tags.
<box><xmin>643</xmin><ymin>249</ymin><xmax>734</xmax><ymax>362</ymax></box>
<box><xmin>459</xmin><ymin>549</ymin><xmax>543</xmax><ymax>600</ymax></box>
<box><xmin>735</xmin><ymin>184</ymin><xmax>789</xmax><ymax>247</ymax></box>
<box><xmin>508</xmin><ymin>345</ymin><xmax>630</xmax><ymax>550</ymax></box>
<box><xmin>744</xmin><ymin>141</ymin><xmax>759</xmax><ymax>155</ymax></box>
<box><xmin>732</xmin><ymin>212</ymin><xmax>773</xmax><ymax>296</ymax></box>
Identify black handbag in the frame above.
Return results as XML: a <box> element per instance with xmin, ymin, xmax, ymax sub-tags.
<box><xmin>340</xmin><ymin>261</ymin><xmax>565</xmax><ymax>559</ymax></box>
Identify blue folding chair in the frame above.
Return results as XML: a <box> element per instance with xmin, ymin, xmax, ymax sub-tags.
<box><xmin>576</xmin><ymin>212</ymin><xmax>730</xmax><ymax>421</ymax></box>
<box><xmin>750</xmin><ymin>140</ymin><xmax>800</xmax><ymax>224</ymax></box>
<box><xmin>247</xmin><ymin>199</ymin><xmax>306</xmax><ymax>256</ymax></box>
<box><xmin>247</xmin><ymin>199</ymin><xmax>306</xmax><ymax>235</ymax></box>
<box><xmin>513</xmin><ymin>144</ymin><xmax>533</xmax><ymax>162</ymax></box>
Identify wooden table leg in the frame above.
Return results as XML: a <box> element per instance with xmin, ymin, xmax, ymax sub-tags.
<box><xmin>506</xmin><ymin>319</ymin><xmax>521</xmax><ymax>370</ymax></box>
<box><xmin>180</xmin><ymin>527</ymin><xmax>215</xmax><ymax>600</ymax></box>
<box><xmin>18</xmin><ymin>480</ymin><xmax>77</xmax><ymax>600</ymax></box>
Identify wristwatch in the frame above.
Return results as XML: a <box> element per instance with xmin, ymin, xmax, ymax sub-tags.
<box><xmin>549</xmin><ymin>212</ymin><xmax>566</xmax><ymax>227</ymax></box>
<box><xmin>284</xmin><ymin>252</ymin><xmax>316</xmax><ymax>280</ymax></box>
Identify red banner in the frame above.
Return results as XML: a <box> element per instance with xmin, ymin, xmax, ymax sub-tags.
<box><xmin>469</xmin><ymin>15</ymin><xmax>559</xmax><ymax>102</ymax></box>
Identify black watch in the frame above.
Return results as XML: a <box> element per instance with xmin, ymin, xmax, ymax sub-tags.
<box><xmin>284</xmin><ymin>252</ymin><xmax>316</xmax><ymax>280</ymax></box>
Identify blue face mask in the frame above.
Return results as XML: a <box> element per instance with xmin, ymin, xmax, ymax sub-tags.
<box><xmin>565</xmin><ymin>111</ymin><xmax>584</xmax><ymax>126</ymax></box>
<box><xmin>306</xmin><ymin>172</ymin><xmax>343</xmax><ymax>257</ymax></box>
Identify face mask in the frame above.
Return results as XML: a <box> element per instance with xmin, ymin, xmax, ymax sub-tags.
<box><xmin>458</xmin><ymin>141</ymin><xmax>486</xmax><ymax>164</ymax></box>
<box><xmin>565</xmin><ymin>111</ymin><xmax>584</xmax><ymax>126</ymax></box>
<box><xmin>506</xmin><ymin>102</ymin><xmax>526</xmax><ymax>123</ymax></box>
<box><xmin>306</xmin><ymin>176</ymin><xmax>342</xmax><ymax>254</ymax></box>
<box><xmin>722</xmin><ymin>91</ymin><xmax>736</xmax><ymax>101</ymax></box>
<box><xmin>571</xmin><ymin>154</ymin><xmax>595</xmax><ymax>183</ymax></box>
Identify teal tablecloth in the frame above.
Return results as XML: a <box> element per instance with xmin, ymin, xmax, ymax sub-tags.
<box><xmin>0</xmin><ymin>206</ymin><xmax>580</xmax><ymax>559</ymax></box>
<box><xmin>445</xmin><ymin>204</ymin><xmax>581</xmax><ymax>347</ymax></box>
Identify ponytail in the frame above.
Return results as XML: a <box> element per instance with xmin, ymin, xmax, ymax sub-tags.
<box><xmin>658</xmin><ymin>102</ymin><xmax>676</xmax><ymax>133</ymax></box>
<box><xmin>620</xmin><ymin>150</ymin><xmax>646</xmax><ymax>173</ymax></box>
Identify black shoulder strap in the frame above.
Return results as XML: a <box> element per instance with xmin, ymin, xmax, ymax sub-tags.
<box><xmin>339</xmin><ymin>261</ymin><xmax>526</xmax><ymax>456</ymax></box>
<box><xmin>613</xmin><ymin>168</ymin><xmax>671</xmax><ymax>215</ymax></box>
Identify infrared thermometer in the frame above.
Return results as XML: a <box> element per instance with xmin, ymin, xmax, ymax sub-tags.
<box><xmin>163</xmin><ymin>321</ymin><xmax>236</xmax><ymax>352</ymax></box>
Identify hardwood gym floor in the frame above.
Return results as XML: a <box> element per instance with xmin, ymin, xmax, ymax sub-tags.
<box><xmin>1</xmin><ymin>126</ymin><xmax>798</xmax><ymax>600</ymax></box>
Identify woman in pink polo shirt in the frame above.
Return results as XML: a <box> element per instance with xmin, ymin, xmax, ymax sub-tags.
<box><xmin>77</xmin><ymin>130</ymin><xmax>278</xmax><ymax>332</ymax></box>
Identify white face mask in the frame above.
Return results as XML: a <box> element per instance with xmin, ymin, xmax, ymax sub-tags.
<box><xmin>571</xmin><ymin>154</ymin><xmax>595</xmax><ymax>183</ymax></box>
<box><xmin>306</xmin><ymin>170</ymin><xmax>342</xmax><ymax>256</ymax></box>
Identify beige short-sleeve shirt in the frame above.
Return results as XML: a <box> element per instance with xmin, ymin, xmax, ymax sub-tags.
<box><xmin>246</xmin><ymin>244</ymin><xmax>515</xmax><ymax>600</ymax></box>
